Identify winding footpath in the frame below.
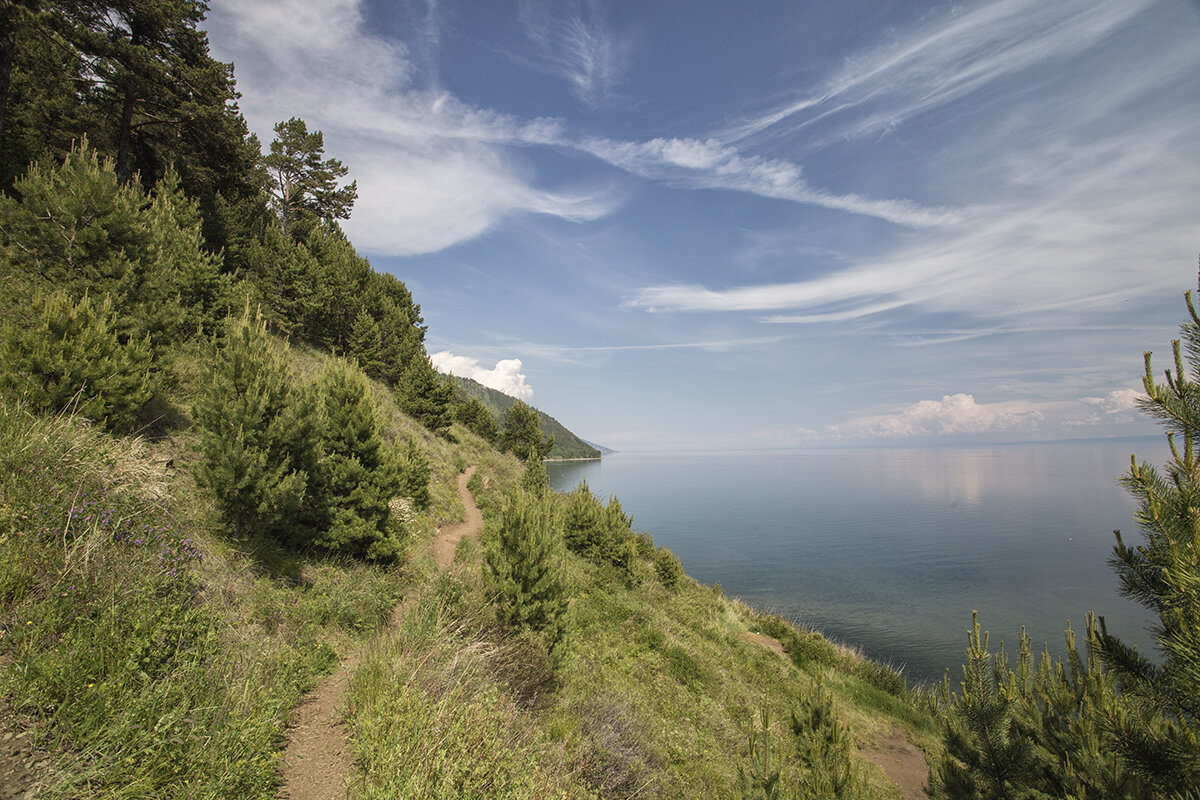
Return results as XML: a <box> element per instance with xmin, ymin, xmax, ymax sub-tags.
<box><xmin>276</xmin><ymin>466</ymin><xmax>929</xmax><ymax>799</ymax></box>
<box><xmin>277</xmin><ymin>467</ymin><xmax>481</xmax><ymax>800</ymax></box>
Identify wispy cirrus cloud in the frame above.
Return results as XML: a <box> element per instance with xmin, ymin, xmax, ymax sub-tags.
<box><xmin>207</xmin><ymin>0</ymin><xmax>959</xmax><ymax>259</ymax></box>
<box><xmin>724</xmin><ymin>0</ymin><xmax>1158</xmax><ymax>146</ymax></box>
<box><xmin>577</xmin><ymin>136</ymin><xmax>961</xmax><ymax>228</ymax></box>
<box><xmin>627</xmin><ymin>91</ymin><xmax>1198</xmax><ymax>332</ymax></box>
<box><xmin>436</xmin><ymin>335</ymin><xmax>786</xmax><ymax>367</ymax></box>
<box><xmin>518</xmin><ymin>0</ymin><xmax>630</xmax><ymax>108</ymax></box>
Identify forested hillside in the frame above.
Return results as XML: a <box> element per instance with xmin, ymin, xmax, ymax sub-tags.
<box><xmin>451</xmin><ymin>375</ymin><xmax>602</xmax><ymax>460</ymax></box>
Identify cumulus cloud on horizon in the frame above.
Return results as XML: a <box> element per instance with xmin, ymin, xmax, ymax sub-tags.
<box><xmin>831</xmin><ymin>393</ymin><xmax>1046</xmax><ymax>438</ymax></box>
<box><xmin>430</xmin><ymin>352</ymin><xmax>534</xmax><ymax>400</ymax></box>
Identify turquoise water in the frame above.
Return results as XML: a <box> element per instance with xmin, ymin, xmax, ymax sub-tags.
<box><xmin>546</xmin><ymin>441</ymin><xmax>1162</xmax><ymax>685</ymax></box>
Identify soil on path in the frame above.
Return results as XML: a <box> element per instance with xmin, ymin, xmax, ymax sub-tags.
<box><xmin>278</xmin><ymin>466</ymin><xmax>481</xmax><ymax>800</ymax></box>
<box><xmin>861</xmin><ymin>727</ymin><xmax>932</xmax><ymax>800</ymax></box>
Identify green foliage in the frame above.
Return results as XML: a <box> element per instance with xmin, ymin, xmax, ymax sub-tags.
<box><xmin>0</xmin><ymin>140</ymin><xmax>226</xmax><ymax>349</ymax></box>
<box><xmin>1</xmin><ymin>0</ymin><xmax>258</xmax><ymax>201</ymax></box>
<box><xmin>500</xmin><ymin>399</ymin><xmax>554</xmax><ymax>461</ymax></box>
<box><xmin>0</xmin><ymin>403</ymin><xmax>405</xmax><ymax>798</ymax></box>
<box><xmin>0</xmin><ymin>289</ymin><xmax>154</xmax><ymax>432</ymax></box>
<box><xmin>398</xmin><ymin>354</ymin><xmax>455</xmax><ymax>434</ymax></box>
<box><xmin>347</xmin><ymin>311</ymin><xmax>385</xmax><ymax>379</ymax></box>
<box><xmin>390</xmin><ymin>437</ymin><xmax>432</xmax><ymax>511</ymax></box>
<box><xmin>653</xmin><ymin>546</ymin><xmax>684</xmax><ymax>589</ymax></box>
<box><xmin>934</xmin><ymin>612</ymin><xmax>1035</xmax><ymax>800</ymax></box>
<box><xmin>933</xmin><ymin>612</ymin><xmax>1151</xmax><ymax>800</ymax></box>
<box><xmin>263</xmin><ymin>117</ymin><xmax>357</xmax><ymax>238</ymax></box>
<box><xmin>192</xmin><ymin>310</ymin><xmax>318</xmax><ymax>540</ymax></box>
<box><xmin>738</xmin><ymin>708</ymin><xmax>784</xmax><ymax>799</ymax></box>
<box><xmin>484</xmin><ymin>491</ymin><xmax>569</xmax><ymax>648</ymax></box>
<box><xmin>1095</xmin><ymin>289</ymin><xmax>1200</xmax><ymax>792</ymax></box>
<box><xmin>792</xmin><ymin>683</ymin><xmax>872</xmax><ymax>798</ymax></box>
<box><xmin>521</xmin><ymin>457</ymin><xmax>551</xmax><ymax>497</ymax></box>
<box><xmin>454</xmin><ymin>396</ymin><xmax>500</xmax><ymax>444</ymax></box>
<box><xmin>313</xmin><ymin>359</ymin><xmax>404</xmax><ymax>562</ymax></box>
<box><xmin>559</xmin><ymin>482</ymin><xmax>639</xmax><ymax>576</ymax></box>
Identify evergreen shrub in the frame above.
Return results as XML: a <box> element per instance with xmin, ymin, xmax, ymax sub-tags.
<box><xmin>0</xmin><ymin>289</ymin><xmax>154</xmax><ymax>432</ymax></box>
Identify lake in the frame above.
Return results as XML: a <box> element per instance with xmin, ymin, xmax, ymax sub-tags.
<box><xmin>546</xmin><ymin>440</ymin><xmax>1163</xmax><ymax>685</ymax></box>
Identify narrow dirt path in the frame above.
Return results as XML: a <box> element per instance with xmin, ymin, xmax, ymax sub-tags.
<box><xmin>433</xmin><ymin>467</ymin><xmax>482</xmax><ymax>570</ymax></box>
<box><xmin>861</xmin><ymin>728</ymin><xmax>931</xmax><ymax>800</ymax></box>
<box><xmin>277</xmin><ymin>467</ymin><xmax>482</xmax><ymax>800</ymax></box>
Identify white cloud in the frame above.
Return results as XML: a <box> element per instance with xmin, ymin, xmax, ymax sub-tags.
<box><xmin>725</xmin><ymin>0</ymin><xmax>1157</xmax><ymax>145</ymax></box>
<box><xmin>1082</xmin><ymin>388</ymin><xmax>1143</xmax><ymax>414</ymax></box>
<box><xmin>518</xmin><ymin>0</ymin><xmax>630</xmax><ymax>107</ymax></box>
<box><xmin>831</xmin><ymin>393</ymin><xmax>1045</xmax><ymax>438</ymax></box>
<box><xmin>430</xmin><ymin>352</ymin><xmax>534</xmax><ymax>399</ymax></box>
<box><xmin>625</xmin><ymin>112</ymin><xmax>1197</xmax><ymax>328</ymax></box>
<box><xmin>579</xmin><ymin>136</ymin><xmax>961</xmax><ymax>229</ymax></box>
<box><xmin>206</xmin><ymin>0</ymin><xmax>619</xmax><ymax>257</ymax></box>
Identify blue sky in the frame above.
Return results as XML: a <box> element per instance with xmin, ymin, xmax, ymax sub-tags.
<box><xmin>206</xmin><ymin>0</ymin><xmax>1200</xmax><ymax>451</ymax></box>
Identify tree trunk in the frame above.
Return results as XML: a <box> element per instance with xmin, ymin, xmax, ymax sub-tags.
<box><xmin>114</xmin><ymin>80</ymin><xmax>134</xmax><ymax>183</ymax></box>
<box><xmin>0</xmin><ymin>7</ymin><xmax>17</xmax><ymax>148</ymax></box>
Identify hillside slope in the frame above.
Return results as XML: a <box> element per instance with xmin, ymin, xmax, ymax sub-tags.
<box><xmin>0</xmin><ymin>336</ymin><xmax>938</xmax><ymax>798</ymax></box>
<box><xmin>451</xmin><ymin>375</ymin><xmax>601</xmax><ymax>460</ymax></box>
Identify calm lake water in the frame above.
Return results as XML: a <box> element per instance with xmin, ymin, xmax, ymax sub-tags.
<box><xmin>546</xmin><ymin>441</ymin><xmax>1163</xmax><ymax>685</ymax></box>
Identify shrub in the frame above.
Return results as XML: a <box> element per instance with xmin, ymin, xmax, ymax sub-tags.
<box><xmin>559</xmin><ymin>482</ymin><xmax>638</xmax><ymax>575</ymax></box>
<box><xmin>192</xmin><ymin>310</ymin><xmax>318</xmax><ymax>540</ymax></box>
<box><xmin>484</xmin><ymin>491</ymin><xmax>569</xmax><ymax>648</ymax></box>
<box><xmin>0</xmin><ymin>289</ymin><xmax>154</xmax><ymax>432</ymax></box>
<box><xmin>313</xmin><ymin>359</ymin><xmax>404</xmax><ymax>561</ymax></box>
<box><xmin>654</xmin><ymin>547</ymin><xmax>684</xmax><ymax>589</ymax></box>
<box><xmin>932</xmin><ymin>612</ymin><xmax>1148</xmax><ymax>799</ymax></box>
<box><xmin>0</xmin><ymin>140</ymin><xmax>225</xmax><ymax>350</ymax></box>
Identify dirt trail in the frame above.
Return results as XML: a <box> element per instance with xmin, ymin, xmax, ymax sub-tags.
<box><xmin>861</xmin><ymin>727</ymin><xmax>931</xmax><ymax>800</ymax></box>
<box><xmin>277</xmin><ymin>467</ymin><xmax>481</xmax><ymax>800</ymax></box>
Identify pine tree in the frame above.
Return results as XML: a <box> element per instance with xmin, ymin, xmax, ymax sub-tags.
<box><xmin>0</xmin><ymin>289</ymin><xmax>154</xmax><ymax>432</ymax></box>
<box><xmin>484</xmin><ymin>490</ymin><xmax>569</xmax><ymax>648</ymax></box>
<box><xmin>453</xmin><ymin>397</ymin><xmax>500</xmax><ymax>444</ymax></box>
<box><xmin>500</xmin><ymin>399</ymin><xmax>553</xmax><ymax>461</ymax></box>
<box><xmin>398</xmin><ymin>354</ymin><xmax>454</xmax><ymax>434</ymax></box>
<box><xmin>1095</xmin><ymin>288</ymin><xmax>1200</xmax><ymax>792</ymax></box>
<box><xmin>347</xmin><ymin>311</ymin><xmax>385</xmax><ymax>379</ymax></box>
<box><xmin>314</xmin><ymin>359</ymin><xmax>403</xmax><ymax>561</ymax></box>
<box><xmin>0</xmin><ymin>139</ymin><xmax>222</xmax><ymax>350</ymax></box>
<box><xmin>935</xmin><ymin>612</ymin><xmax>1035</xmax><ymax>800</ymax></box>
<box><xmin>192</xmin><ymin>310</ymin><xmax>317</xmax><ymax>540</ymax></box>
<box><xmin>792</xmin><ymin>683</ymin><xmax>869</xmax><ymax>799</ymax></box>
<box><xmin>389</xmin><ymin>437</ymin><xmax>432</xmax><ymax>511</ymax></box>
<box><xmin>522</xmin><ymin>457</ymin><xmax>551</xmax><ymax>497</ymax></box>
<box><xmin>263</xmin><ymin>117</ymin><xmax>357</xmax><ymax>239</ymax></box>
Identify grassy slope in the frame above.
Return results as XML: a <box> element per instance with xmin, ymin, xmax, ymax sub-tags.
<box><xmin>0</xmin><ymin>339</ymin><xmax>937</xmax><ymax>799</ymax></box>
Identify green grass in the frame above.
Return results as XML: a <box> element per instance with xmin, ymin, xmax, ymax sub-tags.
<box><xmin>347</xmin><ymin>568</ymin><xmax>597</xmax><ymax>799</ymax></box>
<box><xmin>0</xmin><ymin>402</ymin><xmax>411</xmax><ymax>798</ymax></box>
<box><xmin>1</xmin><ymin>333</ymin><xmax>939</xmax><ymax>799</ymax></box>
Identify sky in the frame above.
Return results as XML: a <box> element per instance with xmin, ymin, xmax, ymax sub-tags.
<box><xmin>205</xmin><ymin>0</ymin><xmax>1200</xmax><ymax>452</ymax></box>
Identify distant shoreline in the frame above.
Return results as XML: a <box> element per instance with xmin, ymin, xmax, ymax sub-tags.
<box><xmin>544</xmin><ymin>456</ymin><xmax>603</xmax><ymax>463</ymax></box>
